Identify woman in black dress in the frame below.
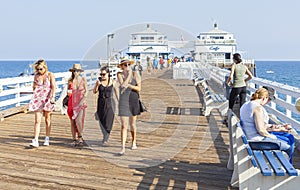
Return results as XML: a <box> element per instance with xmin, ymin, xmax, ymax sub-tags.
<box><xmin>93</xmin><ymin>66</ymin><xmax>119</xmax><ymax>144</ymax></box>
<box><xmin>117</xmin><ymin>59</ymin><xmax>141</xmax><ymax>155</ymax></box>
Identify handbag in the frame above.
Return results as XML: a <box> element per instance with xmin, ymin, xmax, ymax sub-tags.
<box><xmin>139</xmin><ymin>99</ymin><xmax>147</xmax><ymax>112</ymax></box>
<box><xmin>94</xmin><ymin>111</ymin><xmax>99</xmax><ymax>120</ymax></box>
<box><xmin>62</xmin><ymin>95</ymin><xmax>69</xmax><ymax>108</ymax></box>
<box><xmin>137</xmin><ymin>93</ymin><xmax>147</xmax><ymax>112</ymax></box>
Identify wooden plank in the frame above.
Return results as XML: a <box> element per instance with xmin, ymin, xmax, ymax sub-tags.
<box><xmin>2</xmin><ymin>69</ymin><xmax>299</xmax><ymax>189</ymax></box>
<box><xmin>0</xmin><ymin>105</ymin><xmax>28</xmax><ymax>121</ymax></box>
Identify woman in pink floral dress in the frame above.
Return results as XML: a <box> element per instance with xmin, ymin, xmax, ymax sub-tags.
<box><xmin>28</xmin><ymin>59</ymin><xmax>56</xmax><ymax>147</ymax></box>
<box><xmin>67</xmin><ymin>64</ymin><xmax>88</xmax><ymax>145</ymax></box>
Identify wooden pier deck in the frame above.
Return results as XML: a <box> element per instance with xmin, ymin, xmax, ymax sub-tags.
<box><xmin>1</xmin><ymin>69</ymin><xmax>298</xmax><ymax>189</ymax></box>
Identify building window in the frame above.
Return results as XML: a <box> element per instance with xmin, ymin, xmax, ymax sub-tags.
<box><xmin>141</xmin><ymin>36</ymin><xmax>154</xmax><ymax>41</ymax></box>
<box><xmin>210</xmin><ymin>36</ymin><xmax>224</xmax><ymax>40</ymax></box>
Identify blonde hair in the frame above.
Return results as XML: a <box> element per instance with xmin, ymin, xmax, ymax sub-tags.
<box><xmin>34</xmin><ymin>59</ymin><xmax>48</xmax><ymax>74</ymax></box>
<box><xmin>250</xmin><ymin>88</ymin><xmax>269</xmax><ymax>101</ymax></box>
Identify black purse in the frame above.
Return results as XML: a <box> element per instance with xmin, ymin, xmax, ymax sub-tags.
<box><xmin>62</xmin><ymin>95</ymin><xmax>69</xmax><ymax>108</ymax></box>
<box><xmin>139</xmin><ymin>99</ymin><xmax>147</xmax><ymax>112</ymax></box>
<box><xmin>138</xmin><ymin>93</ymin><xmax>147</xmax><ymax>112</ymax></box>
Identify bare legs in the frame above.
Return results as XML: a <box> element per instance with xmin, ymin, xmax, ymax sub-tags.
<box><xmin>33</xmin><ymin>111</ymin><xmax>43</xmax><ymax>139</ymax></box>
<box><xmin>75</xmin><ymin>109</ymin><xmax>85</xmax><ymax>144</ymax></box>
<box><xmin>120</xmin><ymin>116</ymin><xmax>128</xmax><ymax>154</ymax></box>
<box><xmin>70</xmin><ymin>118</ymin><xmax>76</xmax><ymax>145</ymax></box>
<box><xmin>120</xmin><ymin>115</ymin><xmax>137</xmax><ymax>154</ymax></box>
<box><xmin>30</xmin><ymin>111</ymin><xmax>51</xmax><ymax>147</ymax></box>
<box><xmin>130</xmin><ymin>116</ymin><xmax>137</xmax><ymax>148</ymax></box>
<box><xmin>44</xmin><ymin>111</ymin><xmax>51</xmax><ymax>137</ymax></box>
<box><xmin>33</xmin><ymin>111</ymin><xmax>51</xmax><ymax>139</ymax></box>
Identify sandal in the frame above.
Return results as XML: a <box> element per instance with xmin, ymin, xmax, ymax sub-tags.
<box><xmin>77</xmin><ymin>136</ymin><xmax>84</xmax><ymax>146</ymax></box>
<box><xmin>70</xmin><ymin>139</ymin><xmax>77</xmax><ymax>147</ymax></box>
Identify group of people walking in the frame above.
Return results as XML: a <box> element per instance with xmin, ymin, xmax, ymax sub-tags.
<box><xmin>27</xmin><ymin>54</ymin><xmax>296</xmax><ymax>162</ymax></box>
<box><xmin>226</xmin><ymin>53</ymin><xmax>295</xmax><ymax>163</ymax></box>
<box><xmin>28</xmin><ymin>58</ymin><xmax>141</xmax><ymax>155</ymax></box>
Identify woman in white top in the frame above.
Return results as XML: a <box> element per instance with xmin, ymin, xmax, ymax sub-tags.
<box><xmin>240</xmin><ymin>88</ymin><xmax>294</xmax><ymax>163</ymax></box>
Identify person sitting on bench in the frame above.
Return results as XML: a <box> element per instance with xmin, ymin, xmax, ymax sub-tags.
<box><xmin>240</xmin><ymin>87</ymin><xmax>294</xmax><ymax>163</ymax></box>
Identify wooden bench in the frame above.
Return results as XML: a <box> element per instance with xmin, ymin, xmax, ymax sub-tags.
<box><xmin>195</xmin><ymin>79</ymin><xmax>227</xmax><ymax>116</ymax></box>
<box><xmin>227</xmin><ymin>109</ymin><xmax>300</xmax><ymax>189</ymax></box>
<box><xmin>192</xmin><ymin>73</ymin><xmax>205</xmax><ymax>86</ymax></box>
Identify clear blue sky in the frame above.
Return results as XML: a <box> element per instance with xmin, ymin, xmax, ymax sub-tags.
<box><xmin>1</xmin><ymin>0</ymin><xmax>299</xmax><ymax>60</ymax></box>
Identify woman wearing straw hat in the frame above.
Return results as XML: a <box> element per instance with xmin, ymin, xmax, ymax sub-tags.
<box><xmin>117</xmin><ymin>58</ymin><xmax>141</xmax><ymax>155</ymax></box>
<box><xmin>67</xmin><ymin>64</ymin><xmax>88</xmax><ymax>146</ymax></box>
<box><xmin>28</xmin><ymin>59</ymin><xmax>56</xmax><ymax>147</ymax></box>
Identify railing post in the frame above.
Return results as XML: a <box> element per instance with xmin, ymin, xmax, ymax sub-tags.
<box><xmin>286</xmin><ymin>95</ymin><xmax>292</xmax><ymax>118</ymax></box>
<box><xmin>15</xmin><ymin>83</ymin><xmax>21</xmax><ymax>107</ymax></box>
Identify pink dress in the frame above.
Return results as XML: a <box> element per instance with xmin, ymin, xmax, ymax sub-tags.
<box><xmin>29</xmin><ymin>73</ymin><xmax>54</xmax><ymax>112</ymax></box>
<box><xmin>71</xmin><ymin>77</ymin><xmax>87</xmax><ymax>125</ymax></box>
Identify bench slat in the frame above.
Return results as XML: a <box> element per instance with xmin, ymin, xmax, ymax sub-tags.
<box><xmin>253</xmin><ymin>150</ymin><xmax>273</xmax><ymax>176</ymax></box>
<box><xmin>273</xmin><ymin>150</ymin><xmax>298</xmax><ymax>176</ymax></box>
<box><xmin>241</xmin><ymin>134</ymin><xmax>248</xmax><ymax>145</ymax></box>
<box><xmin>263</xmin><ymin>150</ymin><xmax>285</xmax><ymax>176</ymax></box>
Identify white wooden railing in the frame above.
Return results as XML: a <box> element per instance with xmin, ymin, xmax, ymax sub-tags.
<box><xmin>2</xmin><ymin>64</ymin><xmax>300</xmax><ymax>131</ymax></box>
<box><xmin>0</xmin><ymin>69</ymin><xmax>99</xmax><ymax>115</ymax></box>
<box><xmin>173</xmin><ymin>62</ymin><xmax>300</xmax><ymax>131</ymax></box>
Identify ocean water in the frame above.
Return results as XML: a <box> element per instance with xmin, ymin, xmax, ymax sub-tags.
<box><xmin>255</xmin><ymin>61</ymin><xmax>300</xmax><ymax>124</ymax></box>
<box><xmin>255</xmin><ymin>61</ymin><xmax>300</xmax><ymax>88</ymax></box>
<box><xmin>0</xmin><ymin>60</ymin><xmax>99</xmax><ymax>79</ymax></box>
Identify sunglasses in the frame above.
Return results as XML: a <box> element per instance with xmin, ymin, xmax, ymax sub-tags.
<box><xmin>37</xmin><ymin>68</ymin><xmax>44</xmax><ymax>71</ymax></box>
<box><xmin>122</xmin><ymin>63</ymin><xmax>130</xmax><ymax>67</ymax></box>
<box><xmin>100</xmin><ymin>73</ymin><xmax>107</xmax><ymax>76</ymax></box>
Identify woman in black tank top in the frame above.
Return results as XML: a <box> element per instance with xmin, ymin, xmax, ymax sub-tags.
<box><xmin>93</xmin><ymin>66</ymin><xmax>119</xmax><ymax>145</ymax></box>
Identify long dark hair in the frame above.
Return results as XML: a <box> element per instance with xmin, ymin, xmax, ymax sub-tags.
<box><xmin>100</xmin><ymin>66</ymin><xmax>110</xmax><ymax>79</ymax></box>
<box><xmin>233</xmin><ymin>53</ymin><xmax>242</xmax><ymax>63</ymax></box>
<box><xmin>68</xmin><ymin>72</ymin><xmax>75</xmax><ymax>84</ymax></box>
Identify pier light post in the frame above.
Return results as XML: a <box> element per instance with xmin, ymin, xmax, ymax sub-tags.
<box><xmin>107</xmin><ymin>33</ymin><xmax>114</xmax><ymax>67</ymax></box>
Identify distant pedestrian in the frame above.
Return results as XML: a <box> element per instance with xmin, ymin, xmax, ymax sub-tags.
<box><xmin>167</xmin><ymin>57</ymin><xmax>172</xmax><ymax>69</ymax></box>
<box><xmin>93</xmin><ymin>66</ymin><xmax>119</xmax><ymax>145</ymax></box>
<box><xmin>152</xmin><ymin>57</ymin><xmax>158</xmax><ymax>71</ymax></box>
<box><xmin>28</xmin><ymin>59</ymin><xmax>56</xmax><ymax>147</ymax></box>
<box><xmin>146</xmin><ymin>56</ymin><xmax>152</xmax><ymax>74</ymax></box>
<box><xmin>67</xmin><ymin>64</ymin><xmax>88</xmax><ymax>146</ymax></box>
<box><xmin>226</xmin><ymin>53</ymin><xmax>253</xmax><ymax>111</ymax></box>
<box><xmin>159</xmin><ymin>56</ymin><xmax>164</xmax><ymax>70</ymax></box>
<box><xmin>173</xmin><ymin>56</ymin><xmax>179</xmax><ymax>65</ymax></box>
<box><xmin>133</xmin><ymin>61</ymin><xmax>143</xmax><ymax>77</ymax></box>
<box><xmin>117</xmin><ymin>58</ymin><xmax>141</xmax><ymax>155</ymax></box>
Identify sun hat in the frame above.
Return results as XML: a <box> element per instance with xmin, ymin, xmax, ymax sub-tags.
<box><xmin>263</xmin><ymin>86</ymin><xmax>276</xmax><ymax>100</ymax></box>
<box><xmin>69</xmin><ymin>64</ymin><xmax>84</xmax><ymax>72</ymax></box>
<box><xmin>117</xmin><ymin>58</ymin><xmax>134</xmax><ymax>68</ymax></box>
